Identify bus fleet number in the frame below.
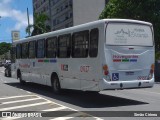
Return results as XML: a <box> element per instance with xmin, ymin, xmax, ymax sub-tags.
<box><xmin>80</xmin><ymin>66</ymin><xmax>90</xmax><ymax>72</ymax></box>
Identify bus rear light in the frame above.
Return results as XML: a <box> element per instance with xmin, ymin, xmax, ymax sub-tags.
<box><xmin>103</xmin><ymin>65</ymin><xmax>108</xmax><ymax>71</ymax></box>
<box><xmin>103</xmin><ymin>65</ymin><xmax>109</xmax><ymax>75</ymax></box>
<box><xmin>148</xmin><ymin>64</ymin><xmax>154</xmax><ymax>80</ymax></box>
<box><xmin>151</xmin><ymin>64</ymin><xmax>154</xmax><ymax>70</ymax></box>
<box><xmin>104</xmin><ymin>71</ymin><xmax>109</xmax><ymax>75</ymax></box>
<box><xmin>150</xmin><ymin>69</ymin><xmax>154</xmax><ymax>74</ymax></box>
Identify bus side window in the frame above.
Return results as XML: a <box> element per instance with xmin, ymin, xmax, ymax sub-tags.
<box><xmin>21</xmin><ymin>42</ymin><xmax>29</xmax><ymax>59</ymax></box>
<box><xmin>89</xmin><ymin>28</ymin><xmax>99</xmax><ymax>57</ymax></box>
<box><xmin>72</xmin><ymin>30</ymin><xmax>89</xmax><ymax>58</ymax></box>
<box><xmin>37</xmin><ymin>39</ymin><xmax>45</xmax><ymax>58</ymax></box>
<box><xmin>46</xmin><ymin>37</ymin><xmax>57</xmax><ymax>58</ymax></box>
<box><xmin>58</xmin><ymin>34</ymin><xmax>71</xmax><ymax>58</ymax></box>
<box><xmin>29</xmin><ymin>41</ymin><xmax>36</xmax><ymax>58</ymax></box>
<box><xmin>16</xmin><ymin>44</ymin><xmax>21</xmax><ymax>59</ymax></box>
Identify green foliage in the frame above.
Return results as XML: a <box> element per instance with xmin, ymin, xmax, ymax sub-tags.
<box><xmin>99</xmin><ymin>0</ymin><xmax>160</xmax><ymax>50</ymax></box>
<box><xmin>155</xmin><ymin>51</ymin><xmax>160</xmax><ymax>60</ymax></box>
<box><xmin>0</xmin><ymin>42</ymin><xmax>11</xmax><ymax>55</ymax></box>
<box><xmin>26</xmin><ymin>13</ymin><xmax>51</xmax><ymax>36</ymax></box>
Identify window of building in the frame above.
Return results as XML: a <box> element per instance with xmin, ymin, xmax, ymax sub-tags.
<box><xmin>89</xmin><ymin>28</ymin><xmax>99</xmax><ymax>57</ymax></box>
<box><xmin>72</xmin><ymin>30</ymin><xmax>89</xmax><ymax>58</ymax></box>
<box><xmin>65</xmin><ymin>2</ymin><xmax>68</xmax><ymax>8</ymax></box>
<box><xmin>58</xmin><ymin>34</ymin><xmax>71</xmax><ymax>58</ymax></box>
<box><xmin>57</xmin><ymin>19</ymin><xmax>60</xmax><ymax>24</ymax></box>
<box><xmin>29</xmin><ymin>41</ymin><xmax>36</xmax><ymax>58</ymax></box>
<box><xmin>53</xmin><ymin>19</ymin><xmax>56</xmax><ymax>26</ymax></box>
<box><xmin>53</xmin><ymin>0</ymin><xmax>58</xmax><ymax>5</ymax></box>
<box><xmin>46</xmin><ymin>37</ymin><xmax>57</xmax><ymax>58</ymax></box>
<box><xmin>21</xmin><ymin>42</ymin><xmax>28</xmax><ymax>59</ymax></box>
<box><xmin>65</xmin><ymin>23</ymin><xmax>69</xmax><ymax>28</ymax></box>
<box><xmin>46</xmin><ymin>5</ymin><xmax>49</xmax><ymax>10</ymax></box>
<box><xmin>65</xmin><ymin>14</ymin><xmax>69</xmax><ymax>20</ymax></box>
<box><xmin>69</xmin><ymin>12</ymin><xmax>73</xmax><ymax>18</ymax></box>
<box><xmin>37</xmin><ymin>39</ymin><xmax>45</xmax><ymax>58</ymax></box>
<box><xmin>61</xmin><ymin>5</ymin><xmax>64</xmax><ymax>11</ymax></box>
<box><xmin>56</xmin><ymin>8</ymin><xmax>60</xmax><ymax>13</ymax></box>
<box><xmin>69</xmin><ymin>0</ymin><xmax>72</xmax><ymax>7</ymax></box>
<box><xmin>16</xmin><ymin>44</ymin><xmax>21</xmax><ymax>59</ymax></box>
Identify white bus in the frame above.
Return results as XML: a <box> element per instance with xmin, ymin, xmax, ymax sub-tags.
<box><xmin>11</xmin><ymin>19</ymin><xmax>155</xmax><ymax>94</ymax></box>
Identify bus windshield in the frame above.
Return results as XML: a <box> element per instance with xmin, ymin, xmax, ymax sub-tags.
<box><xmin>106</xmin><ymin>23</ymin><xmax>153</xmax><ymax>46</ymax></box>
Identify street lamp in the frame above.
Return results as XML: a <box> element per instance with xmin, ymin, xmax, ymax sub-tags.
<box><xmin>27</xmin><ymin>8</ymin><xmax>31</xmax><ymax>36</ymax></box>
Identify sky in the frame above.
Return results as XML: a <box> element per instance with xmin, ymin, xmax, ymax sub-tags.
<box><xmin>0</xmin><ymin>0</ymin><xmax>33</xmax><ymax>43</ymax></box>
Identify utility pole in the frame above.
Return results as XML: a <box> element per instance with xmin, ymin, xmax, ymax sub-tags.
<box><xmin>27</xmin><ymin>8</ymin><xmax>31</xmax><ymax>36</ymax></box>
<box><xmin>49</xmin><ymin>0</ymin><xmax>52</xmax><ymax>31</ymax></box>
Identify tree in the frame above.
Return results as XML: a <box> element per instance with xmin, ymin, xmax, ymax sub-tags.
<box><xmin>26</xmin><ymin>13</ymin><xmax>51</xmax><ymax>36</ymax></box>
<box><xmin>99</xmin><ymin>0</ymin><xmax>160</xmax><ymax>50</ymax></box>
<box><xmin>0</xmin><ymin>42</ymin><xmax>11</xmax><ymax>55</ymax></box>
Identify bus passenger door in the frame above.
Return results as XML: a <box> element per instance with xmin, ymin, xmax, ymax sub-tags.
<box><xmin>29</xmin><ymin>60</ymin><xmax>36</xmax><ymax>82</ymax></box>
<box><xmin>31</xmin><ymin>60</ymin><xmax>46</xmax><ymax>85</ymax></box>
<box><xmin>59</xmin><ymin>61</ymin><xmax>81</xmax><ymax>90</ymax></box>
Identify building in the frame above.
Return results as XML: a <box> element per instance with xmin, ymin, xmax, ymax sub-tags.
<box><xmin>33</xmin><ymin>0</ymin><xmax>108</xmax><ymax>31</ymax></box>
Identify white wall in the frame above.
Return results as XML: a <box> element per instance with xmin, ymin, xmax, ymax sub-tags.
<box><xmin>73</xmin><ymin>0</ymin><xmax>105</xmax><ymax>25</ymax></box>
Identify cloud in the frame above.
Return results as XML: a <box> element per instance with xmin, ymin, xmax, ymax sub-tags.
<box><xmin>0</xmin><ymin>0</ymin><xmax>33</xmax><ymax>31</ymax></box>
<box><xmin>0</xmin><ymin>1</ymin><xmax>11</xmax><ymax>17</ymax></box>
<box><xmin>1</xmin><ymin>0</ymin><xmax>13</xmax><ymax>4</ymax></box>
<box><xmin>10</xmin><ymin>9</ymin><xmax>33</xmax><ymax>30</ymax></box>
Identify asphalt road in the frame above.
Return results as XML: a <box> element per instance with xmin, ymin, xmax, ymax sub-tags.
<box><xmin>0</xmin><ymin>67</ymin><xmax>160</xmax><ymax>120</ymax></box>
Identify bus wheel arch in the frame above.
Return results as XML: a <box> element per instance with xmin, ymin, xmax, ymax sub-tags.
<box><xmin>51</xmin><ymin>72</ymin><xmax>61</xmax><ymax>94</ymax></box>
<box><xmin>17</xmin><ymin>69</ymin><xmax>25</xmax><ymax>85</ymax></box>
<box><xmin>17</xmin><ymin>69</ymin><xmax>21</xmax><ymax>79</ymax></box>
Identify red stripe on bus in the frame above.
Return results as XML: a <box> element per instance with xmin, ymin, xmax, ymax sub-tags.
<box><xmin>113</xmin><ymin>59</ymin><xmax>121</xmax><ymax>62</ymax></box>
<box><xmin>38</xmin><ymin>60</ymin><xmax>43</xmax><ymax>62</ymax></box>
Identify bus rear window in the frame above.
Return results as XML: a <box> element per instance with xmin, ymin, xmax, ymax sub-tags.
<box><xmin>106</xmin><ymin>23</ymin><xmax>153</xmax><ymax>46</ymax></box>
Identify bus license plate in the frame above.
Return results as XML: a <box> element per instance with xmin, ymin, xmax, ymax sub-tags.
<box><xmin>125</xmin><ymin>72</ymin><xmax>134</xmax><ymax>75</ymax></box>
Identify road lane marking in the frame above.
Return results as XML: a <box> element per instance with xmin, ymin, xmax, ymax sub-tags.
<box><xmin>0</xmin><ymin>78</ymin><xmax>6</xmax><ymax>83</ymax></box>
<box><xmin>1</xmin><ymin>97</ymin><xmax>42</xmax><ymax>105</ymax></box>
<box><xmin>0</xmin><ymin>95</ymin><xmax>36</xmax><ymax>100</ymax></box>
<box><xmin>42</xmin><ymin>106</ymin><xmax>67</xmax><ymax>111</ymax></box>
<box><xmin>0</xmin><ymin>95</ymin><xmax>103</xmax><ymax>120</ymax></box>
<box><xmin>19</xmin><ymin>89</ymin><xmax>24</xmax><ymax>91</ymax></box>
<box><xmin>26</xmin><ymin>91</ymin><xmax>32</xmax><ymax>94</ymax></box>
<box><xmin>19</xmin><ymin>89</ymin><xmax>32</xmax><ymax>94</ymax></box>
<box><xmin>0</xmin><ymin>101</ymin><xmax>51</xmax><ymax>111</ymax></box>
<box><xmin>1</xmin><ymin>117</ymin><xmax>20</xmax><ymax>120</ymax></box>
<box><xmin>50</xmin><ymin>112</ymin><xmax>103</xmax><ymax>120</ymax></box>
<box><xmin>0</xmin><ymin>77</ymin><xmax>7</xmax><ymax>83</ymax></box>
<box><xmin>35</xmin><ymin>95</ymin><xmax>77</xmax><ymax>111</ymax></box>
<box><xmin>50</xmin><ymin>112</ymin><xmax>89</xmax><ymax>120</ymax></box>
<box><xmin>50</xmin><ymin>116</ymin><xmax>76</xmax><ymax>120</ymax></box>
<box><xmin>36</xmin><ymin>95</ymin><xmax>103</xmax><ymax>120</ymax></box>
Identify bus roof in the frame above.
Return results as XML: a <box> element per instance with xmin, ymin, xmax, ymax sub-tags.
<box><xmin>13</xmin><ymin>19</ymin><xmax>152</xmax><ymax>44</ymax></box>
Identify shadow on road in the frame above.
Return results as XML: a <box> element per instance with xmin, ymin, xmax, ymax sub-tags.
<box><xmin>5</xmin><ymin>82</ymin><xmax>148</xmax><ymax>108</ymax></box>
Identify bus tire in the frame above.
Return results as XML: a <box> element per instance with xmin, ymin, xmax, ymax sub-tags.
<box><xmin>51</xmin><ymin>75</ymin><xmax>61</xmax><ymax>94</ymax></box>
<box><xmin>18</xmin><ymin>71</ymin><xmax>25</xmax><ymax>85</ymax></box>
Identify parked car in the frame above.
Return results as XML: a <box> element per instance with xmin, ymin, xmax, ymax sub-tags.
<box><xmin>4</xmin><ymin>63</ymin><xmax>11</xmax><ymax>77</ymax></box>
